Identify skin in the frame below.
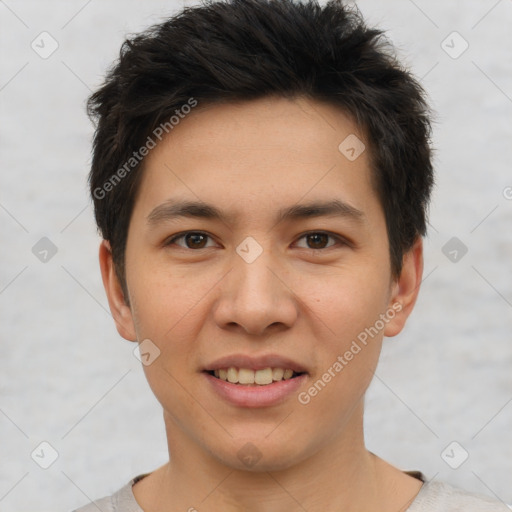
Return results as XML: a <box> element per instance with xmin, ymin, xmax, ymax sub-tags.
<box><xmin>100</xmin><ymin>96</ymin><xmax>424</xmax><ymax>511</ymax></box>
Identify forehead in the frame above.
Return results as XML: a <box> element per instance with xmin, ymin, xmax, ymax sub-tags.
<box><xmin>132</xmin><ymin>95</ymin><xmax>381</xmax><ymax>227</ymax></box>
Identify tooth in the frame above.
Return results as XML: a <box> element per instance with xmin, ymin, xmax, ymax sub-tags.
<box><xmin>227</xmin><ymin>367</ymin><xmax>239</xmax><ymax>383</ymax></box>
<box><xmin>238</xmin><ymin>368</ymin><xmax>255</xmax><ymax>384</ymax></box>
<box><xmin>272</xmin><ymin>368</ymin><xmax>284</xmax><ymax>381</ymax></box>
<box><xmin>255</xmin><ymin>368</ymin><xmax>273</xmax><ymax>385</ymax></box>
<box><xmin>219</xmin><ymin>367</ymin><xmax>296</xmax><ymax>385</ymax></box>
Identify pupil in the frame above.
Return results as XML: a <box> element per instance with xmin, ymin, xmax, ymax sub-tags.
<box><xmin>183</xmin><ymin>233</ymin><xmax>327</xmax><ymax>249</ymax></box>
<box><xmin>308</xmin><ymin>233</ymin><xmax>327</xmax><ymax>249</ymax></box>
<box><xmin>186</xmin><ymin>233</ymin><xmax>206</xmax><ymax>248</ymax></box>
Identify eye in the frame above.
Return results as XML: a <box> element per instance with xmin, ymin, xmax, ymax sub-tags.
<box><xmin>165</xmin><ymin>231</ymin><xmax>217</xmax><ymax>250</ymax></box>
<box><xmin>295</xmin><ymin>231</ymin><xmax>345</xmax><ymax>250</ymax></box>
<box><xmin>164</xmin><ymin>230</ymin><xmax>347</xmax><ymax>251</ymax></box>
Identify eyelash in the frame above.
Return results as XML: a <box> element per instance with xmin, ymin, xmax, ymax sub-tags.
<box><xmin>164</xmin><ymin>231</ymin><xmax>349</xmax><ymax>251</ymax></box>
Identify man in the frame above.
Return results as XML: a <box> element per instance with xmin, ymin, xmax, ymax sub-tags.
<box><xmin>75</xmin><ymin>0</ymin><xmax>507</xmax><ymax>510</ymax></box>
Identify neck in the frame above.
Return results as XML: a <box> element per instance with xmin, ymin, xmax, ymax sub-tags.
<box><xmin>134</xmin><ymin>400</ymin><xmax>422</xmax><ymax>512</ymax></box>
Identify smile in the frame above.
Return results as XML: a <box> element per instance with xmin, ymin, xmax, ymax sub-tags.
<box><xmin>207</xmin><ymin>367</ymin><xmax>304</xmax><ymax>386</ymax></box>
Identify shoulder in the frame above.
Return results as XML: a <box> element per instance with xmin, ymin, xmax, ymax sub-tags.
<box><xmin>408</xmin><ymin>479</ymin><xmax>510</xmax><ymax>512</ymax></box>
<box><xmin>70</xmin><ymin>474</ymin><xmax>147</xmax><ymax>512</ymax></box>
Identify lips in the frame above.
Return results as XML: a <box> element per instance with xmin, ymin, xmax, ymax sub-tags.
<box><xmin>202</xmin><ymin>353</ymin><xmax>308</xmax><ymax>406</ymax></box>
<box><xmin>204</xmin><ymin>370</ymin><xmax>307</xmax><ymax>407</ymax></box>
<box><xmin>203</xmin><ymin>354</ymin><xmax>307</xmax><ymax>387</ymax></box>
<box><xmin>203</xmin><ymin>354</ymin><xmax>308</xmax><ymax>374</ymax></box>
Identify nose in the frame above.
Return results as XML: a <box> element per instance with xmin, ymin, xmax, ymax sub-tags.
<box><xmin>212</xmin><ymin>242</ymin><xmax>299</xmax><ymax>337</ymax></box>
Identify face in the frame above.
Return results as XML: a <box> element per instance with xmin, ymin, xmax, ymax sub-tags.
<box><xmin>101</xmin><ymin>95</ymin><xmax>422</xmax><ymax>472</ymax></box>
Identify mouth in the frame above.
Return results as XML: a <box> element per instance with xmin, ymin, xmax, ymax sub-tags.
<box><xmin>204</xmin><ymin>367</ymin><xmax>306</xmax><ymax>386</ymax></box>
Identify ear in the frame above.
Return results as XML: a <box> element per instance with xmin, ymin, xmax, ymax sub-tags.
<box><xmin>384</xmin><ymin>236</ymin><xmax>424</xmax><ymax>338</ymax></box>
<box><xmin>98</xmin><ymin>239</ymin><xmax>137</xmax><ymax>342</ymax></box>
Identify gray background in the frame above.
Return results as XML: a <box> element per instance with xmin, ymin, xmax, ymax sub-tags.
<box><xmin>1</xmin><ymin>0</ymin><xmax>511</xmax><ymax>510</ymax></box>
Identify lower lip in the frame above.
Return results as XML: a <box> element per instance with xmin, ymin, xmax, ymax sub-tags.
<box><xmin>203</xmin><ymin>372</ymin><xmax>307</xmax><ymax>408</ymax></box>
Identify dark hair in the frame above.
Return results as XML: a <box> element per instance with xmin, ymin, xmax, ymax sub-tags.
<box><xmin>87</xmin><ymin>0</ymin><xmax>434</xmax><ymax>300</ymax></box>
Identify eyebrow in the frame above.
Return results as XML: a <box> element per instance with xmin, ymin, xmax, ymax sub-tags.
<box><xmin>146</xmin><ymin>198</ymin><xmax>365</xmax><ymax>227</ymax></box>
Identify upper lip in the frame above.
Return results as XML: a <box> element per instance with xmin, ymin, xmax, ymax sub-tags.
<box><xmin>203</xmin><ymin>353</ymin><xmax>308</xmax><ymax>373</ymax></box>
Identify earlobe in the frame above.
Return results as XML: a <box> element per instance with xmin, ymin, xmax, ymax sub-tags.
<box><xmin>384</xmin><ymin>237</ymin><xmax>424</xmax><ymax>338</ymax></box>
<box><xmin>98</xmin><ymin>240</ymin><xmax>137</xmax><ymax>342</ymax></box>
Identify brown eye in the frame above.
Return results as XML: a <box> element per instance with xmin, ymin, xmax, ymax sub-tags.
<box><xmin>184</xmin><ymin>233</ymin><xmax>208</xmax><ymax>249</ymax></box>
<box><xmin>295</xmin><ymin>232</ymin><xmax>341</xmax><ymax>250</ymax></box>
<box><xmin>306</xmin><ymin>233</ymin><xmax>329</xmax><ymax>249</ymax></box>
<box><xmin>166</xmin><ymin>231</ymin><xmax>215</xmax><ymax>249</ymax></box>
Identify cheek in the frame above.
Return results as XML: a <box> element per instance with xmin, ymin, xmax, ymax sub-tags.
<box><xmin>131</xmin><ymin>274</ymin><xmax>204</xmax><ymax>418</ymax></box>
<box><xmin>128</xmin><ymin>260</ymin><xmax>210</xmax><ymax>340</ymax></box>
<box><xmin>297</xmin><ymin>267</ymin><xmax>391</xmax><ymax>345</ymax></box>
<box><xmin>293</xmin><ymin>268</ymin><xmax>390</xmax><ymax>407</ymax></box>
<box><xmin>296</xmin><ymin>281</ymin><xmax>387</xmax><ymax>427</ymax></box>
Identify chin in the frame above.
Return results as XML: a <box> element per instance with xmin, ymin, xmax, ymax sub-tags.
<box><xmin>209</xmin><ymin>435</ymin><xmax>312</xmax><ymax>473</ymax></box>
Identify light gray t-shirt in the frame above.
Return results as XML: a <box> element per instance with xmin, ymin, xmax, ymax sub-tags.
<box><xmin>72</xmin><ymin>471</ymin><xmax>509</xmax><ymax>511</ymax></box>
